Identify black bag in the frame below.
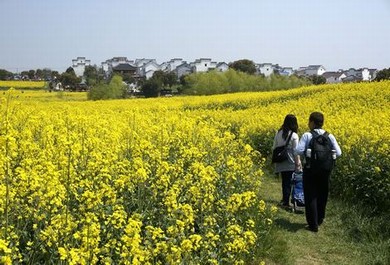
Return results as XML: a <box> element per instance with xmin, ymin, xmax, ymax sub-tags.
<box><xmin>272</xmin><ymin>131</ymin><xmax>292</xmax><ymax>163</ymax></box>
<box><xmin>308</xmin><ymin>131</ymin><xmax>334</xmax><ymax>171</ymax></box>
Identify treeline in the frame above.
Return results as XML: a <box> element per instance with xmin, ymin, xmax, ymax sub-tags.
<box><xmin>180</xmin><ymin>69</ymin><xmax>311</xmax><ymax>95</ymax></box>
<box><xmin>88</xmin><ymin>70</ymin><xmax>312</xmax><ymax>100</ymax></box>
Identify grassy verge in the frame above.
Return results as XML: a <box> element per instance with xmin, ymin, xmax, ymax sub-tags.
<box><xmin>258</xmin><ymin>170</ymin><xmax>389</xmax><ymax>265</ymax></box>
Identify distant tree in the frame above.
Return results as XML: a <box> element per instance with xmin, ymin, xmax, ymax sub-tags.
<box><xmin>149</xmin><ymin>70</ymin><xmax>164</xmax><ymax>87</ymax></box>
<box><xmin>142</xmin><ymin>79</ymin><xmax>161</xmax><ymax>98</ymax></box>
<box><xmin>309</xmin><ymin>75</ymin><xmax>326</xmax><ymax>85</ymax></box>
<box><xmin>60</xmin><ymin>67</ymin><xmax>81</xmax><ymax>89</ymax></box>
<box><xmin>150</xmin><ymin>70</ymin><xmax>177</xmax><ymax>88</ymax></box>
<box><xmin>0</xmin><ymin>69</ymin><xmax>13</xmax><ymax>80</ymax></box>
<box><xmin>20</xmin><ymin>70</ymin><xmax>30</xmax><ymax>80</ymax></box>
<box><xmin>65</xmin><ymin>67</ymin><xmax>76</xmax><ymax>74</ymax></box>
<box><xmin>51</xmin><ymin>71</ymin><xmax>60</xmax><ymax>80</ymax></box>
<box><xmin>88</xmin><ymin>75</ymin><xmax>126</xmax><ymax>100</ymax></box>
<box><xmin>122</xmin><ymin>73</ymin><xmax>135</xmax><ymax>84</ymax></box>
<box><xmin>84</xmin><ymin>65</ymin><xmax>99</xmax><ymax>86</ymax></box>
<box><xmin>28</xmin><ymin>70</ymin><xmax>36</xmax><ymax>79</ymax></box>
<box><xmin>375</xmin><ymin>68</ymin><xmax>390</xmax><ymax>81</ymax></box>
<box><xmin>163</xmin><ymin>71</ymin><xmax>178</xmax><ymax>88</ymax></box>
<box><xmin>35</xmin><ymin>69</ymin><xmax>43</xmax><ymax>80</ymax></box>
<box><xmin>42</xmin><ymin>68</ymin><xmax>53</xmax><ymax>80</ymax></box>
<box><xmin>228</xmin><ymin>59</ymin><xmax>256</xmax><ymax>75</ymax></box>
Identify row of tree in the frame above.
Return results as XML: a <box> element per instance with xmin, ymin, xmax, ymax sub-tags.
<box><xmin>2</xmin><ymin>61</ymin><xmax>390</xmax><ymax>99</ymax></box>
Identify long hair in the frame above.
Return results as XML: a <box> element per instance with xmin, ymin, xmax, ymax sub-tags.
<box><xmin>279</xmin><ymin>114</ymin><xmax>298</xmax><ymax>139</ymax></box>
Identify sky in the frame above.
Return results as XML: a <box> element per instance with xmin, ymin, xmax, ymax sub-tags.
<box><xmin>1</xmin><ymin>0</ymin><xmax>389</xmax><ymax>73</ymax></box>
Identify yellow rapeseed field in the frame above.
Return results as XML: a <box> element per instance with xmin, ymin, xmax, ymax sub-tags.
<box><xmin>0</xmin><ymin>80</ymin><xmax>47</xmax><ymax>89</ymax></box>
<box><xmin>0</xmin><ymin>81</ymin><xmax>389</xmax><ymax>264</ymax></box>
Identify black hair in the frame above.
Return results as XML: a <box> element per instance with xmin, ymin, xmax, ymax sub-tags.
<box><xmin>280</xmin><ymin>114</ymin><xmax>298</xmax><ymax>139</ymax></box>
<box><xmin>309</xmin><ymin>112</ymin><xmax>324</xmax><ymax>128</ymax></box>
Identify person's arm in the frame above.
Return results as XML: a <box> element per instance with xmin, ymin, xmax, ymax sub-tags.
<box><xmin>271</xmin><ymin>131</ymin><xmax>278</xmax><ymax>151</ymax></box>
<box><xmin>292</xmin><ymin>133</ymin><xmax>302</xmax><ymax>171</ymax></box>
<box><xmin>295</xmin><ymin>132</ymin><xmax>309</xmax><ymax>156</ymax></box>
<box><xmin>329</xmin><ymin>134</ymin><xmax>342</xmax><ymax>157</ymax></box>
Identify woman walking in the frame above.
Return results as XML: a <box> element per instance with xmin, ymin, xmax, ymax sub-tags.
<box><xmin>272</xmin><ymin>114</ymin><xmax>302</xmax><ymax>207</ymax></box>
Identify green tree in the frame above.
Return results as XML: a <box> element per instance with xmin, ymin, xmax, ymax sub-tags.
<box><xmin>0</xmin><ymin>69</ymin><xmax>13</xmax><ymax>80</ymax></box>
<box><xmin>88</xmin><ymin>75</ymin><xmax>126</xmax><ymax>100</ymax></box>
<box><xmin>309</xmin><ymin>75</ymin><xmax>326</xmax><ymax>85</ymax></box>
<box><xmin>180</xmin><ymin>69</ymin><xmax>311</xmax><ymax>95</ymax></box>
<box><xmin>375</xmin><ymin>68</ymin><xmax>390</xmax><ymax>81</ymax></box>
<box><xmin>60</xmin><ymin>67</ymin><xmax>81</xmax><ymax>90</ymax></box>
<box><xmin>28</xmin><ymin>70</ymin><xmax>36</xmax><ymax>80</ymax></box>
<box><xmin>84</xmin><ymin>65</ymin><xmax>99</xmax><ymax>86</ymax></box>
<box><xmin>150</xmin><ymin>70</ymin><xmax>177</xmax><ymax>88</ymax></box>
<box><xmin>142</xmin><ymin>79</ymin><xmax>161</xmax><ymax>98</ymax></box>
<box><xmin>228</xmin><ymin>59</ymin><xmax>256</xmax><ymax>75</ymax></box>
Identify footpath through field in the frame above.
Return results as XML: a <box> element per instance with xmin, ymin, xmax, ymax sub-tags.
<box><xmin>261</xmin><ymin>171</ymin><xmax>366</xmax><ymax>265</ymax></box>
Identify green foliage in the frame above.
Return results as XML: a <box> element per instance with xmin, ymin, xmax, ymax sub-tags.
<box><xmin>141</xmin><ymin>71</ymin><xmax>179</xmax><ymax>97</ymax></box>
<box><xmin>375</xmin><ymin>67</ymin><xmax>390</xmax><ymax>81</ymax></box>
<box><xmin>0</xmin><ymin>69</ymin><xmax>13</xmax><ymax>80</ymax></box>
<box><xmin>181</xmin><ymin>69</ymin><xmax>310</xmax><ymax>95</ymax></box>
<box><xmin>309</xmin><ymin>75</ymin><xmax>326</xmax><ymax>85</ymax></box>
<box><xmin>87</xmin><ymin>75</ymin><xmax>127</xmax><ymax>100</ymax></box>
<box><xmin>229</xmin><ymin>59</ymin><xmax>257</xmax><ymax>74</ymax></box>
<box><xmin>83</xmin><ymin>65</ymin><xmax>99</xmax><ymax>86</ymax></box>
<box><xmin>141</xmin><ymin>79</ymin><xmax>161</xmax><ymax>98</ymax></box>
<box><xmin>60</xmin><ymin>67</ymin><xmax>81</xmax><ymax>88</ymax></box>
<box><xmin>332</xmin><ymin>140</ymin><xmax>390</xmax><ymax>214</ymax></box>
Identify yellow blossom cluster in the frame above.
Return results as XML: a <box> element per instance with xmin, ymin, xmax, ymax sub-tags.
<box><xmin>0</xmin><ymin>81</ymin><xmax>388</xmax><ymax>263</ymax></box>
<box><xmin>0</xmin><ymin>88</ymin><xmax>276</xmax><ymax>264</ymax></box>
<box><xmin>0</xmin><ymin>80</ymin><xmax>46</xmax><ymax>89</ymax></box>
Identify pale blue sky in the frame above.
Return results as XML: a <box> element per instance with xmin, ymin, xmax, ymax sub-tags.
<box><xmin>1</xmin><ymin>0</ymin><xmax>389</xmax><ymax>73</ymax></box>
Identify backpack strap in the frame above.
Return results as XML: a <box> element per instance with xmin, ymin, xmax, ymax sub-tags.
<box><xmin>284</xmin><ymin>131</ymin><xmax>293</xmax><ymax>147</ymax></box>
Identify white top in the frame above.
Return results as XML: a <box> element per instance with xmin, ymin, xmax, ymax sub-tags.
<box><xmin>294</xmin><ymin>129</ymin><xmax>342</xmax><ymax>157</ymax></box>
<box><xmin>272</xmin><ymin>130</ymin><xmax>299</xmax><ymax>173</ymax></box>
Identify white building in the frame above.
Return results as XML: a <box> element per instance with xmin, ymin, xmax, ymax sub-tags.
<box><xmin>216</xmin><ymin>62</ymin><xmax>229</xmax><ymax>72</ymax></box>
<box><xmin>279</xmin><ymin>67</ymin><xmax>294</xmax><ymax>76</ymax></box>
<box><xmin>191</xmin><ymin>58</ymin><xmax>218</xmax><ymax>72</ymax></box>
<box><xmin>344</xmin><ymin>68</ymin><xmax>374</xmax><ymax>81</ymax></box>
<box><xmin>256</xmin><ymin>63</ymin><xmax>274</xmax><ymax>77</ymax></box>
<box><xmin>322</xmin><ymin>71</ymin><xmax>347</xmax><ymax>83</ymax></box>
<box><xmin>101</xmin><ymin>57</ymin><xmax>134</xmax><ymax>76</ymax></box>
<box><xmin>72</xmin><ymin>57</ymin><xmax>91</xmax><ymax>77</ymax></box>
<box><xmin>296</xmin><ymin>65</ymin><xmax>326</xmax><ymax>76</ymax></box>
<box><xmin>165</xmin><ymin>58</ymin><xmax>185</xmax><ymax>72</ymax></box>
<box><xmin>175</xmin><ymin>63</ymin><xmax>193</xmax><ymax>78</ymax></box>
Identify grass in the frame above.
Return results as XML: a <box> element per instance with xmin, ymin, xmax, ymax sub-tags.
<box><xmin>258</xmin><ymin>169</ymin><xmax>389</xmax><ymax>265</ymax></box>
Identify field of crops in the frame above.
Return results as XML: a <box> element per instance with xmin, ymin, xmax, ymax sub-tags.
<box><xmin>0</xmin><ymin>80</ymin><xmax>47</xmax><ymax>89</ymax></box>
<box><xmin>0</xmin><ymin>82</ymin><xmax>389</xmax><ymax>264</ymax></box>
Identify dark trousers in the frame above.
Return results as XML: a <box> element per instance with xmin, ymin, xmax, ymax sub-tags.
<box><xmin>281</xmin><ymin>171</ymin><xmax>293</xmax><ymax>205</ymax></box>
<box><xmin>303</xmin><ymin>168</ymin><xmax>331</xmax><ymax>229</ymax></box>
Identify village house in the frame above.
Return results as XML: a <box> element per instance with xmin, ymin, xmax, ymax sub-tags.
<box><xmin>256</xmin><ymin>63</ymin><xmax>274</xmax><ymax>77</ymax></box>
<box><xmin>102</xmin><ymin>57</ymin><xmax>134</xmax><ymax>76</ymax></box>
<box><xmin>322</xmin><ymin>71</ymin><xmax>347</xmax><ymax>83</ymax></box>
<box><xmin>191</xmin><ymin>58</ymin><xmax>217</xmax><ymax>72</ymax></box>
<box><xmin>72</xmin><ymin>57</ymin><xmax>91</xmax><ymax>77</ymax></box>
<box><xmin>165</xmin><ymin>58</ymin><xmax>185</xmax><ymax>72</ymax></box>
<box><xmin>343</xmin><ymin>68</ymin><xmax>375</xmax><ymax>81</ymax></box>
<box><xmin>279</xmin><ymin>67</ymin><xmax>294</xmax><ymax>76</ymax></box>
<box><xmin>112</xmin><ymin>63</ymin><xmax>137</xmax><ymax>77</ymax></box>
<box><xmin>68</xmin><ymin>56</ymin><xmax>379</xmax><ymax>85</ymax></box>
<box><xmin>296</xmin><ymin>65</ymin><xmax>326</xmax><ymax>76</ymax></box>
<box><xmin>175</xmin><ymin>62</ymin><xmax>193</xmax><ymax>78</ymax></box>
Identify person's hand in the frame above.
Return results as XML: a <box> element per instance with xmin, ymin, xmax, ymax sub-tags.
<box><xmin>295</xmin><ymin>162</ymin><xmax>302</xmax><ymax>172</ymax></box>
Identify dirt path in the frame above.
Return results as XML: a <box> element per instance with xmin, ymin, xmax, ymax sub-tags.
<box><xmin>261</xmin><ymin>172</ymin><xmax>364</xmax><ymax>265</ymax></box>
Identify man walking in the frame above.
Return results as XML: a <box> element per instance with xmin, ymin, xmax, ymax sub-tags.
<box><xmin>295</xmin><ymin>112</ymin><xmax>341</xmax><ymax>232</ymax></box>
